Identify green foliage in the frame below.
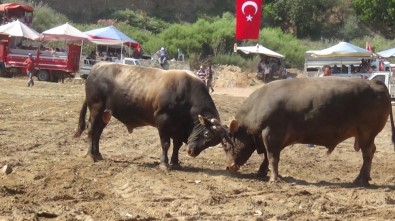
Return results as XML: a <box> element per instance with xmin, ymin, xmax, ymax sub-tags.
<box><xmin>258</xmin><ymin>27</ymin><xmax>307</xmax><ymax>68</ymax></box>
<box><xmin>111</xmin><ymin>9</ymin><xmax>170</xmax><ymax>34</ymax></box>
<box><xmin>142</xmin><ymin>12</ymin><xmax>236</xmax><ymax>65</ymax></box>
<box><xmin>338</xmin><ymin>15</ymin><xmax>364</xmax><ymax>40</ymax></box>
<box><xmin>265</xmin><ymin>0</ymin><xmax>335</xmax><ymax>39</ymax></box>
<box><xmin>352</xmin><ymin>0</ymin><xmax>395</xmax><ymax>38</ymax></box>
<box><xmin>31</xmin><ymin>2</ymin><xmax>69</xmax><ymax>32</ymax></box>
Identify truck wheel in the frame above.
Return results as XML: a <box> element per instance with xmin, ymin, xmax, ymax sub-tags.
<box><xmin>37</xmin><ymin>70</ymin><xmax>49</xmax><ymax>81</ymax></box>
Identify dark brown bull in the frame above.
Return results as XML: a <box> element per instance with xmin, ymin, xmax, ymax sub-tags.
<box><xmin>222</xmin><ymin>77</ymin><xmax>395</xmax><ymax>186</ymax></box>
<box><xmin>75</xmin><ymin>62</ymin><xmax>229</xmax><ymax>169</ymax></box>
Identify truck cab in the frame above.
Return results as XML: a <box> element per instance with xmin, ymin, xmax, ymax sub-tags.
<box><xmin>368</xmin><ymin>71</ymin><xmax>395</xmax><ymax>102</ymax></box>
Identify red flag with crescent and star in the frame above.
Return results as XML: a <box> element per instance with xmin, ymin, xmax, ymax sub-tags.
<box><xmin>235</xmin><ymin>0</ymin><xmax>263</xmax><ymax>40</ymax></box>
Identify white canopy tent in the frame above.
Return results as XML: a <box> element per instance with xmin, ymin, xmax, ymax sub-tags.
<box><xmin>311</xmin><ymin>41</ymin><xmax>374</xmax><ymax>58</ymax></box>
<box><xmin>0</xmin><ymin>20</ymin><xmax>40</xmax><ymax>40</ymax></box>
<box><xmin>235</xmin><ymin>44</ymin><xmax>285</xmax><ymax>58</ymax></box>
<box><xmin>41</xmin><ymin>22</ymin><xmax>90</xmax><ymax>41</ymax></box>
<box><xmin>377</xmin><ymin>48</ymin><xmax>395</xmax><ymax>58</ymax></box>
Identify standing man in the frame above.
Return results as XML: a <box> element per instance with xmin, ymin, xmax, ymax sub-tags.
<box><xmin>23</xmin><ymin>53</ymin><xmax>35</xmax><ymax>87</ymax></box>
<box><xmin>156</xmin><ymin>47</ymin><xmax>169</xmax><ymax>68</ymax></box>
<box><xmin>196</xmin><ymin>65</ymin><xmax>207</xmax><ymax>86</ymax></box>
<box><xmin>206</xmin><ymin>65</ymin><xmax>214</xmax><ymax>93</ymax></box>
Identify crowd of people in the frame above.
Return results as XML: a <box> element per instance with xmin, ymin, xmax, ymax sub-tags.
<box><xmin>331</xmin><ymin>59</ymin><xmax>386</xmax><ymax>74</ymax></box>
<box><xmin>257</xmin><ymin>57</ymin><xmax>286</xmax><ymax>83</ymax></box>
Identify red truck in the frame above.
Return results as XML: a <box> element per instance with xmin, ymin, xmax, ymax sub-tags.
<box><xmin>0</xmin><ymin>3</ymin><xmax>81</xmax><ymax>82</ymax></box>
<box><xmin>0</xmin><ymin>35</ymin><xmax>81</xmax><ymax>82</ymax></box>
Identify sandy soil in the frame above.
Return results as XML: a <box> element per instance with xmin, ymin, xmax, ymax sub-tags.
<box><xmin>1</xmin><ymin>75</ymin><xmax>395</xmax><ymax>221</ymax></box>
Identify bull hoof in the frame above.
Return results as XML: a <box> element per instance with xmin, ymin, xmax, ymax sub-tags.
<box><xmin>353</xmin><ymin>178</ymin><xmax>371</xmax><ymax>187</ymax></box>
<box><xmin>170</xmin><ymin>163</ymin><xmax>182</xmax><ymax>170</ymax></box>
<box><xmin>159</xmin><ymin>163</ymin><xmax>169</xmax><ymax>171</ymax></box>
<box><xmin>269</xmin><ymin>176</ymin><xmax>283</xmax><ymax>183</ymax></box>
<box><xmin>256</xmin><ymin>168</ymin><xmax>269</xmax><ymax>177</ymax></box>
<box><xmin>86</xmin><ymin>152</ymin><xmax>104</xmax><ymax>162</ymax></box>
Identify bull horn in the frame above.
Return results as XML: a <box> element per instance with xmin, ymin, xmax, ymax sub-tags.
<box><xmin>211</xmin><ymin>125</ymin><xmax>223</xmax><ymax>132</ymax></box>
<box><xmin>210</xmin><ymin>118</ymin><xmax>221</xmax><ymax>126</ymax></box>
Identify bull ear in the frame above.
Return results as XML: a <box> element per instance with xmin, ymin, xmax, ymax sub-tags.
<box><xmin>229</xmin><ymin>119</ymin><xmax>239</xmax><ymax>135</ymax></box>
<box><xmin>198</xmin><ymin>115</ymin><xmax>208</xmax><ymax>126</ymax></box>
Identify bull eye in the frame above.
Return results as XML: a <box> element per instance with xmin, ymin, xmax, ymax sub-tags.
<box><xmin>204</xmin><ymin>130</ymin><xmax>211</xmax><ymax>138</ymax></box>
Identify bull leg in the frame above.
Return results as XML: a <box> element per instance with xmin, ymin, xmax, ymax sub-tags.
<box><xmin>256</xmin><ymin>134</ymin><xmax>269</xmax><ymax>177</ymax></box>
<box><xmin>262</xmin><ymin>129</ymin><xmax>282</xmax><ymax>182</ymax></box>
<box><xmin>87</xmin><ymin>103</ymin><xmax>107</xmax><ymax>162</ymax></box>
<box><xmin>170</xmin><ymin>139</ymin><xmax>183</xmax><ymax>170</ymax></box>
<box><xmin>267</xmin><ymin>151</ymin><xmax>281</xmax><ymax>182</ymax></box>
<box><xmin>159</xmin><ymin>134</ymin><xmax>171</xmax><ymax>171</ymax></box>
<box><xmin>90</xmin><ymin>114</ymin><xmax>107</xmax><ymax>161</ymax></box>
<box><xmin>353</xmin><ymin>141</ymin><xmax>376</xmax><ymax>186</ymax></box>
<box><xmin>257</xmin><ymin>149</ymin><xmax>269</xmax><ymax>177</ymax></box>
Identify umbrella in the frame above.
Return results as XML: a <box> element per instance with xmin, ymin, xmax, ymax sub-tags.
<box><xmin>236</xmin><ymin>44</ymin><xmax>285</xmax><ymax>58</ymax></box>
<box><xmin>84</xmin><ymin>25</ymin><xmax>139</xmax><ymax>47</ymax></box>
<box><xmin>377</xmin><ymin>48</ymin><xmax>395</xmax><ymax>58</ymax></box>
<box><xmin>311</xmin><ymin>41</ymin><xmax>374</xmax><ymax>58</ymax></box>
<box><xmin>0</xmin><ymin>20</ymin><xmax>40</xmax><ymax>40</ymax></box>
<box><xmin>0</xmin><ymin>3</ymin><xmax>33</xmax><ymax>12</ymax></box>
<box><xmin>41</xmin><ymin>22</ymin><xmax>90</xmax><ymax>41</ymax></box>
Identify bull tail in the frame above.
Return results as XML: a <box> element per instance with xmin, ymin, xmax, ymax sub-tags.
<box><xmin>390</xmin><ymin>103</ymin><xmax>395</xmax><ymax>150</ymax></box>
<box><xmin>74</xmin><ymin>99</ymin><xmax>88</xmax><ymax>138</ymax></box>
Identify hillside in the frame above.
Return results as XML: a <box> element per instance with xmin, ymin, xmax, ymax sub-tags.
<box><xmin>44</xmin><ymin>0</ymin><xmax>235</xmax><ymax>23</ymax></box>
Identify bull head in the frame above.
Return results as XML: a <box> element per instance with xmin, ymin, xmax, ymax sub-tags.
<box><xmin>222</xmin><ymin>119</ymin><xmax>255</xmax><ymax>173</ymax></box>
<box><xmin>187</xmin><ymin>115</ymin><xmax>233</xmax><ymax>157</ymax></box>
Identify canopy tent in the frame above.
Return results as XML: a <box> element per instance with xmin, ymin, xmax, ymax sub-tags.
<box><xmin>84</xmin><ymin>25</ymin><xmax>140</xmax><ymax>59</ymax></box>
<box><xmin>0</xmin><ymin>19</ymin><xmax>40</xmax><ymax>40</ymax></box>
<box><xmin>311</xmin><ymin>41</ymin><xmax>374</xmax><ymax>58</ymax></box>
<box><xmin>41</xmin><ymin>22</ymin><xmax>90</xmax><ymax>41</ymax></box>
<box><xmin>0</xmin><ymin>3</ymin><xmax>33</xmax><ymax>12</ymax></box>
<box><xmin>83</xmin><ymin>25</ymin><xmax>139</xmax><ymax>47</ymax></box>
<box><xmin>235</xmin><ymin>44</ymin><xmax>285</xmax><ymax>58</ymax></box>
<box><xmin>377</xmin><ymin>48</ymin><xmax>395</xmax><ymax>58</ymax></box>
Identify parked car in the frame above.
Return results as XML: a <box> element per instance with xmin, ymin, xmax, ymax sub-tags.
<box><xmin>79</xmin><ymin>57</ymin><xmax>141</xmax><ymax>79</ymax></box>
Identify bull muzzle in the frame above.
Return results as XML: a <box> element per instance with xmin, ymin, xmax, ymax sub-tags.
<box><xmin>226</xmin><ymin>163</ymin><xmax>240</xmax><ymax>173</ymax></box>
<box><xmin>187</xmin><ymin>149</ymin><xmax>197</xmax><ymax>157</ymax></box>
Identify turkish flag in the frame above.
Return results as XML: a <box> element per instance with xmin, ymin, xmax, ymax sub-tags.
<box><xmin>235</xmin><ymin>0</ymin><xmax>263</xmax><ymax>40</ymax></box>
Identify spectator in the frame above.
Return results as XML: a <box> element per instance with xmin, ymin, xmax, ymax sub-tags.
<box><xmin>23</xmin><ymin>53</ymin><xmax>35</xmax><ymax>87</ymax></box>
<box><xmin>257</xmin><ymin>58</ymin><xmax>265</xmax><ymax>73</ymax></box>
<box><xmin>341</xmin><ymin>65</ymin><xmax>348</xmax><ymax>73</ymax></box>
<box><xmin>196</xmin><ymin>65</ymin><xmax>207</xmax><ymax>85</ymax></box>
<box><xmin>263</xmin><ymin>60</ymin><xmax>271</xmax><ymax>83</ymax></box>
<box><xmin>177</xmin><ymin>48</ymin><xmax>185</xmax><ymax>62</ymax></box>
<box><xmin>86</xmin><ymin>51</ymin><xmax>96</xmax><ymax>65</ymax></box>
<box><xmin>320</xmin><ymin>65</ymin><xmax>332</xmax><ymax>77</ymax></box>
<box><xmin>332</xmin><ymin>65</ymin><xmax>339</xmax><ymax>73</ymax></box>
<box><xmin>206</xmin><ymin>65</ymin><xmax>214</xmax><ymax>93</ymax></box>
<box><xmin>156</xmin><ymin>47</ymin><xmax>169</xmax><ymax>68</ymax></box>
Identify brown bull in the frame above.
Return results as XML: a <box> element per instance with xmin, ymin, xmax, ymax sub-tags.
<box><xmin>222</xmin><ymin>77</ymin><xmax>395</xmax><ymax>186</ymax></box>
<box><xmin>75</xmin><ymin>62</ymin><xmax>229</xmax><ymax>169</ymax></box>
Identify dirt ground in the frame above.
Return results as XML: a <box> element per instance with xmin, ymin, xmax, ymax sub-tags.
<box><xmin>1</xmin><ymin>69</ymin><xmax>395</xmax><ymax>221</ymax></box>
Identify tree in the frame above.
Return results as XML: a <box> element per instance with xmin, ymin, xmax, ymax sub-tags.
<box><xmin>32</xmin><ymin>2</ymin><xmax>69</xmax><ymax>32</ymax></box>
<box><xmin>352</xmin><ymin>0</ymin><xmax>395</xmax><ymax>38</ymax></box>
<box><xmin>265</xmin><ymin>0</ymin><xmax>335</xmax><ymax>39</ymax></box>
